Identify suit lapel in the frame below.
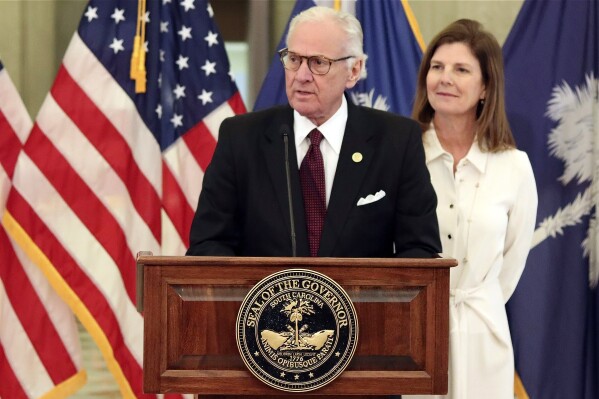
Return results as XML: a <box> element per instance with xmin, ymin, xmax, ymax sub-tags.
<box><xmin>319</xmin><ymin>104</ymin><xmax>376</xmax><ymax>256</ymax></box>
<box><xmin>262</xmin><ymin>108</ymin><xmax>310</xmax><ymax>256</ymax></box>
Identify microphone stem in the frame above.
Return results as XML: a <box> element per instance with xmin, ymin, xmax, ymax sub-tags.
<box><xmin>283</xmin><ymin>132</ymin><xmax>297</xmax><ymax>257</ymax></box>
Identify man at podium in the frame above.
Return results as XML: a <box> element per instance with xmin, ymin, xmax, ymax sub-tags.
<box><xmin>186</xmin><ymin>6</ymin><xmax>440</xmax><ymax>259</ymax></box>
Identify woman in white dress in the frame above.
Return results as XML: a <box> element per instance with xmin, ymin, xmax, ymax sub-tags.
<box><xmin>406</xmin><ymin>19</ymin><xmax>538</xmax><ymax>399</ymax></box>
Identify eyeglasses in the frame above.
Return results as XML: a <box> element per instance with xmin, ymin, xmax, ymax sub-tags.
<box><xmin>278</xmin><ymin>48</ymin><xmax>354</xmax><ymax>76</ymax></box>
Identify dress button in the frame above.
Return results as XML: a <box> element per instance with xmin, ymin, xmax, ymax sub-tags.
<box><xmin>449</xmin><ymin>204</ymin><xmax>454</xmax><ymax>208</ymax></box>
<box><xmin>448</xmin><ymin>234</ymin><xmax>452</xmax><ymax>239</ymax></box>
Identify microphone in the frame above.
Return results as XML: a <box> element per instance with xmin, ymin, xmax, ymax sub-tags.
<box><xmin>281</xmin><ymin>124</ymin><xmax>297</xmax><ymax>257</ymax></box>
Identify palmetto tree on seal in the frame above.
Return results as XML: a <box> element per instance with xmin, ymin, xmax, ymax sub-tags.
<box><xmin>282</xmin><ymin>299</ymin><xmax>315</xmax><ymax>348</ymax></box>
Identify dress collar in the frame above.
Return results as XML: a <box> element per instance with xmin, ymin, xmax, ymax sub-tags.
<box><xmin>423</xmin><ymin>124</ymin><xmax>488</xmax><ymax>173</ymax></box>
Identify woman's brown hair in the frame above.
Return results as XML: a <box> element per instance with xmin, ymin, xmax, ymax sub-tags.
<box><xmin>412</xmin><ymin>19</ymin><xmax>515</xmax><ymax>151</ymax></box>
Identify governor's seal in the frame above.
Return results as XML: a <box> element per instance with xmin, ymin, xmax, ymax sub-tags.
<box><xmin>236</xmin><ymin>269</ymin><xmax>358</xmax><ymax>392</ymax></box>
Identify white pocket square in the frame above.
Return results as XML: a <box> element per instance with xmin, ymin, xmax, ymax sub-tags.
<box><xmin>357</xmin><ymin>190</ymin><xmax>386</xmax><ymax>206</ymax></box>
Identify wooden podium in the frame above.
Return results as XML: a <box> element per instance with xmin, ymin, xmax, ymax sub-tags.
<box><xmin>137</xmin><ymin>254</ymin><xmax>456</xmax><ymax>397</ymax></box>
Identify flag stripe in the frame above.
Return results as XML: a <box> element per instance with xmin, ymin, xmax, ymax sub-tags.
<box><xmin>1</xmin><ymin>60</ymin><xmax>84</xmax><ymax>398</ymax></box>
<box><xmin>161</xmin><ymin>207</ymin><xmax>187</xmax><ymax>255</ymax></box>
<box><xmin>0</xmin><ymin>168</ymin><xmax>10</xmax><ymax>212</ymax></box>
<box><xmin>7</xmin><ymin>180</ymin><xmax>142</xmax><ymax>370</ymax></box>
<box><xmin>0</xmin><ymin>268</ymin><xmax>54</xmax><ymax>397</ymax></box>
<box><xmin>181</xmin><ymin>119</ymin><xmax>218</xmax><ymax>172</ymax></box>
<box><xmin>161</xmin><ymin>92</ymin><xmax>244</xmax><ymax>249</ymax></box>
<box><xmin>0</xmin><ymin>114</ymin><xmax>21</xmax><ymax>178</ymax></box>
<box><xmin>0</xmin><ymin>345</ymin><xmax>29</xmax><ymax>399</ymax></box>
<box><xmin>0</xmin><ymin>66</ymin><xmax>32</xmax><ymax>143</ymax></box>
<box><xmin>3</xmin><ymin>199</ymin><xmax>143</xmax><ymax>398</ymax></box>
<box><xmin>62</xmin><ymin>34</ymin><xmax>163</xmax><ymax>195</ymax></box>
<box><xmin>7</xmin><ymin>219</ymin><xmax>82</xmax><ymax>367</ymax></box>
<box><xmin>23</xmin><ymin>124</ymin><xmax>138</xmax><ymax>303</ymax></box>
<box><xmin>51</xmin><ymin>65</ymin><xmax>162</xmax><ymax>244</ymax></box>
<box><xmin>35</xmin><ymin>94</ymin><xmax>160</xmax><ymax>257</ymax></box>
<box><xmin>8</xmin><ymin>161</ymin><xmax>144</xmax><ymax>366</ymax></box>
<box><xmin>0</xmin><ymin>228</ymin><xmax>78</xmax><ymax>384</ymax></box>
<box><xmin>162</xmin><ymin>161</ymin><xmax>194</xmax><ymax>246</ymax></box>
<box><xmin>163</xmin><ymin>139</ymin><xmax>205</xmax><ymax>209</ymax></box>
<box><xmin>228</xmin><ymin>92</ymin><xmax>248</xmax><ymax>117</ymax></box>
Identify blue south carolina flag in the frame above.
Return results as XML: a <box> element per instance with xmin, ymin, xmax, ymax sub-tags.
<box><xmin>503</xmin><ymin>0</ymin><xmax>599</xmax><ymax>397</ymax></box>
<box><xmin>350</xmin><ymin>0</ymin><xmax>423</xmax><ymax>115</ymax></box>
<box><xmin>253</xmin><ymin>0</ymin><xmax>424</xmax><ymax>117</ymax></box>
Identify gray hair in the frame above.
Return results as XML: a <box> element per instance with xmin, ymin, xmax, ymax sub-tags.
<box><xmin>286</xmin><ymin>6</ymin><xmax>368</xmax><ymax>79</ymax></box>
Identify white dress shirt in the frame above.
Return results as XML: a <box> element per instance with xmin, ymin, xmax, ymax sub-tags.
<box><xmin>407</xmin><ymin>126</ymin><xmax>538</xmax><ymax>399</ymax></box>
<box><xmin>294</xmin><ymin>96</ymin><xmax>348</xmax><ymax>207</ymax></box>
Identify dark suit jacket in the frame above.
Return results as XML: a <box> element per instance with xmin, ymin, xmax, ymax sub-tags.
<box><xmin>187</xmin><ymin>100</ymin><xmax>441</xmax><ymax>258</ymax></box>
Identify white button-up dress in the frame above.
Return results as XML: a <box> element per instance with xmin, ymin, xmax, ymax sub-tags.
<box><xmin>407</xmin><ymin>127</ymin><xmax>538</xmax><ymax>399</ymax></box>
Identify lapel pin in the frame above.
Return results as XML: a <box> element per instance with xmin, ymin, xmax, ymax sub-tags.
<box><xmin>352</xmin><ymin>152</ymin><xmax>363</xmax><ymax>163</ymax></box>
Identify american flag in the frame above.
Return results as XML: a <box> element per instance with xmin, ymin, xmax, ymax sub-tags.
<box><xmin>3</xmin><ymin>0</ymin><xmax>245</xmax><ymax>396</ymax></box>
<box><xmin>0</xmin><ymin>60</ymin><xmax>85</xmax><ymax>397</ymax></box>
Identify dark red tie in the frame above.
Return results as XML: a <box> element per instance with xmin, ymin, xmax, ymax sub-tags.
<box><xmin>300</xmin><ymin>129</ymin><xmax>326</xmax><ymax>257</ymax></box>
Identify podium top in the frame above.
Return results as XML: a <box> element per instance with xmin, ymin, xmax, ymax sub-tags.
<box><xmin>136</xmin><ymin>253</ymin><xmax>457</xmax><ymax>269</ymax></box>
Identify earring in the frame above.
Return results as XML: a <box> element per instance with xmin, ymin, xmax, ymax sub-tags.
<box><xmin>480</xmin><ymin>99</ymin><xmax>485</xmax><ymax>106</ymax></box>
